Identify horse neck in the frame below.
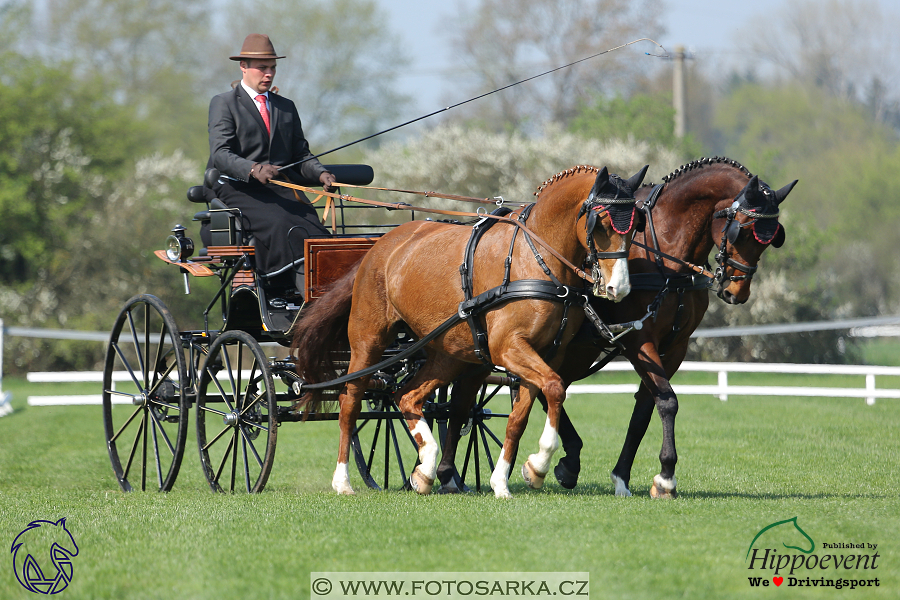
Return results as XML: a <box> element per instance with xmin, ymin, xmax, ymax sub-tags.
<box><xmin>528</xmin><ymin>177</ymin><xmax>590</xmax><ymax>270</ymax></box>
<box><xmin>644</xmin><ymin>167</ymin><xmax>749</xmax><ymax>267</ymax></box>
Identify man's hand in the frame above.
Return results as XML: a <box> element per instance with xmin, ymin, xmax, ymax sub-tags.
<box><xmin>320</xmin><ymin>171</ymin><xmax>336</xmax><ymax>193</ymax></box>
<box><xmin>250</xmin><ymin>163</ymin><xmax>279</xmax><ymax>185</ymax></box>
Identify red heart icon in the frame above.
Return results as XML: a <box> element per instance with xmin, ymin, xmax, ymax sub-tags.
<box><xmin>773</xmin><ymin>577</ymin><xmax>783</xmax><ymax>586</ymax></box>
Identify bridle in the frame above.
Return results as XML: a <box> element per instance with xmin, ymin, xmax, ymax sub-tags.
<box><xmin>577</xmin><ymin>182</ymin><xmax>638</xmax><ymax>296</ymax></box>
<box><xmin>711</xmin><ymin>195</ymin><xmax>781</xmax><ymax>296</ymax></box>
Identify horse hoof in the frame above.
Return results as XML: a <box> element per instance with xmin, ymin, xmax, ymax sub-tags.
<box><xmin>332</xmin><ymin>483</ymin><xmax>356</xmax><ymax>496</ymax></box>
<box><xmin>522</xmin><ymin>460</ymin><xmax>546</xmax><ymax>489</ymax></box>
<box><xmin>493</xmin><ymin>487</ymin><xmax>512</xmax><ymax>499</ymax></box>
<box><xmin>410</xmin><ymin>468</ymin><xmax>434</xmax><ymax>495</ymax></box>
<box><xmin>649</xmin><ymin>475</ymin><xmax>677</xmax><ymax>499</ymax></box>
<box><xmin>436</xmin><ymin>477</ymin><xmax>462</xmax><ymax>494</ymax></box>
<box><xmin>610</xmin><ymin>473</ymin><xmax>632</xmax><ymax>497</ymax></box>
<box><xmin>554</xmin><ymin>461</ymin><xmax>579</xmax><ymax>489</ymax></box>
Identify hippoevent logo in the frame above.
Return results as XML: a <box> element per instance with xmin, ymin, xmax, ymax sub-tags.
<box><xmin>745</xmin><ymin>517</ymin><xmax>880</xmax><ymax>590</ymax></box>
<box><xmin>10</xmin><ymin>518</ymin><xmax>79</xmax><ymax>594</ymax></box>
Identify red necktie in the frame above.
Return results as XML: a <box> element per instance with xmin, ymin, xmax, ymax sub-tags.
<box><xmin>256</xmin><ymin>94</ymin><xmax>270</xmax><ymax>134</ymax></box>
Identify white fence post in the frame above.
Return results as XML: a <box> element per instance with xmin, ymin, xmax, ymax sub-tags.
<box><xmin>0</xmin><ymin>318</ymin><xmax>12</xmax><ymax>416</ymax></box>
<box><xmin>717</xmin><ymin>370</ymin><xmax>728</xmax><ymax>402</ymax></box>
<box><xmin>866</xmin><ymin>373</ymin><xmax>876</xmax><ymax>406</ymax></box>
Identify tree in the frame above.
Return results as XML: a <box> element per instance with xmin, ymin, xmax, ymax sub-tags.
<box><xmin>748</xmin><ymin>0</ymin><xmax>900</xmax><ymax>128</ymax></box>
<box><xmin>362</xmin><ymin>122</ymin><xmax>679</xmax><ymax>217</ymax></box>
<box><xmin>714</xmin><ymin>82</ymin><xmax>900</xmax><ymax>321</ymax></box>
<box><xmin>445</xmin><ymin>0</ymin><xmax>664</xmax><ymax>130</ymax></box>
<box><xmin>0</xmin><ymin>53</ymin><xmax>150</xmax><ymax>284</ymax></box>
<box><xmin>39</xmin><ymin>0</ymin><xmax>213</xmax><ymax>159</ymax></box>
<box><xmin>568</xmin><ymin>93</ymin><xmax>705</xmax><ymax>160</ymax></box>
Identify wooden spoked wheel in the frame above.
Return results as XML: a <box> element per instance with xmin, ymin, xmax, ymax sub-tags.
<box><xmin>102</xmin><ymin>294</ymin><xmax>189</xmax><ymax>492</ymax></box>
<box><xmin>196</xmin><ymin>330</ymin><xmax>277</xmax><ymax>493</ymax></box>
<box><xmin>435</xmin><ymin>379</ymin><xmax>512</xmax><ymax>493</ymax></box>
<box><xmin>351</xmin><ymin>396</ymin><xmax>423</xmax><ymax>491</ymax></box>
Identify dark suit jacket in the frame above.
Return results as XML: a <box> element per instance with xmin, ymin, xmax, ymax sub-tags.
<box><xmin>207</xmin><ymin>85</ymin><xmax>327</xmax><ymax>184</ymax></box>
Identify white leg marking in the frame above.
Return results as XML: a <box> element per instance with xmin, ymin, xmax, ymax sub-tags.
<box><xmin>653</xmin><ymin>474</ymin><xmax>677</xmax><ymax>492</ymax></box>
<box><xmin>411</xmin><ymin>420</ymin><xmax>439</xmax><ymax>480</ymax></box>
<box><xmin>526</xmin><ymin>417</ymin><xmax>559</xmax><ymax>477</ymax></box>
<box><xmin>611</xmin><ymin>473</ymin><xmax>632</xmax><ymax>497</ymax></box>
<box><xmin>606</xmin><ymin>256</ymin><xmax>631</xmax><ymax>302</ymax></box>
<box><xmin>439</xmin><ymin>477</ymin><xmax>460</xmax><ymax>494</ymax></box>
<box><xmin>332</xmin><ymin>461</ymin><xmax>354</xmax><ymax>495</ymax></box>
<box><xmin>490</xmin><ymin>451</ymin><xmax>513</xmax><ymax>499</ymax></box>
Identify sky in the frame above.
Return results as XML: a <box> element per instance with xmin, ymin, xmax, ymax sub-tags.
<box><xmin>376</xmin><ymin>0</ymin><xmax>781</xmax><ymax>114</ymax></box>
<box><xmin>374</xmin><ymin>0</ymin><xmax>893</xmax><ymax>115</ymax></box>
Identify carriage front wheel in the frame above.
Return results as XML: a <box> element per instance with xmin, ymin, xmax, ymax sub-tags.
<box><xmin>196</xmin><ymin>330</ymin><xmax>277</xmax><ymax>493</ymax></box>
<box><xmin>102</xmin><ymin>294</ymin><xmax>189</xmax><ymax>492</ymax></box>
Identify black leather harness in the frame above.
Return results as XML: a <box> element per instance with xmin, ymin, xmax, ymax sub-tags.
<box><xmin>459</xmin><ymin>205</ymin><xmax>584</xmax><ymax>364</ymax></box>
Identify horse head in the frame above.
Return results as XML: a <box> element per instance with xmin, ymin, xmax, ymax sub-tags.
<box><xmin>577</xmin><ymin>165</ymin><xmax>648</xmax><ymax>302</ymax></box>
<box><xmin>713</xmin><ymin>174</ymin><xmax>798</xmax><ymax>304</ymax></box>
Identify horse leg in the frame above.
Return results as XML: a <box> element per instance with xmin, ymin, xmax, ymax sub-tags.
<box><xmin>522</xmin><ymin>383</ymin><xmax>563</xmax><ymax>491</ymax></box>
<box><xmin>333</xmin><ymin>379</ymin><xmax>367</xmax><ymax>495</ymax></box>
<box><xmin>490</xmin><ymin>341</ymin><xmax>566</xmax><ymax>498</ymax></box>
<box><xmin>536</xmin><ymin>395</ymin><xmax>582</xmax><ymax>489</ymax></box>
<box><xmin>489</xmin><ymin>382</ymin><xmax>536</xmax><ymax>498</ymax></box>
<box><xmin>614</xmin><ymin>340</ymin><xmax>688</xmax><ymax>499</ymax></box>
<box><xmin>437</xmin><ymin>365</ymin><xmax>492</xmax><ymax>492</ymax></box>
<box><xmin>397</xmin><ymin>353</ymin><xmax>466</xmax><ymax>495</ymax></box>
<box><xmin>609</xmin><ymin>384</ymin><xmax>655</xmax><ymax>497</ymax></box>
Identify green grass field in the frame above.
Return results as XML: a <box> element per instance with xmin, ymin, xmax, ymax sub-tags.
<box><xmin>1</xmin><ymin>372</ymin><xmax>897</xmax><ymax>599</ymax></box>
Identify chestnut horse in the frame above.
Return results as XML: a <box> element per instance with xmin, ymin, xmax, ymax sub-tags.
<box><xmin>292</xmin><ymin>165</ymin><xmax>647</xmax><ymax>496</ymax></box>
<box><xmin>436</xmin><ymin>157</ymin><xmax>797</xmax><ymax>497</ymax></box>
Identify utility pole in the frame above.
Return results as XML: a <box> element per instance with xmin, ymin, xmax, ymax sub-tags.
<box><xmin>673</xmin><ymin>45</ymin><xmax>687</xmax><ymax>139</ymax></box>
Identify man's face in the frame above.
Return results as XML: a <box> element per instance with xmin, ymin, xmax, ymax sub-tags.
<box><xmin>241</xmin><ymin>59</ymin><xmax>277</xmax><ymax>93</ymax></box>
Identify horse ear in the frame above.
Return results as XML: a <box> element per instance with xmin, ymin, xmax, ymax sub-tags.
<box><xmin>589</xmin><ymin>166</ymin><xmax>610</xmax><ymax>197</ymax></box>
<box><xmin>739</xmin><ymin>174</ymin><xmax>761</xmax><ymax>203</ymax></box>
<box><xmin>624</xmin><ymin>165</ymin><xmax>649</xmax><ymax>194</ymax></box>
<box><xmin>774</xmin><ymin>179</ymin><xmax>798</xmax><ymax>205</ymax></box>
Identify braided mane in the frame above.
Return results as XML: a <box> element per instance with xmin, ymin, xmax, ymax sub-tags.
<box><xmin>533</xmin><ymin>165</ymin><xmax>600</xmax><ymax>197</ymax></box>
<box><xmin>533</xmin><ymin>158</ymin><xmax>753</xmax><ymax>196</ymax></box>
<box><xmin>660</xmin><ymin>156</ymin><xmax>753</xmax><ymax>184</ymax></box>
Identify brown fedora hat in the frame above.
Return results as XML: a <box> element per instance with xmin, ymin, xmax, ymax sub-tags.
<box><xmin>229</xmin><ymin>34</ymin><xmax>285</xmax><ymax>61</ymax></box>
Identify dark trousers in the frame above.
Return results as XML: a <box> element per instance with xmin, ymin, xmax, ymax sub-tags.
<box><xmin>215</xmin><ymin>179</ymin><xmax>330</xmax><ymax>279</ymax></box>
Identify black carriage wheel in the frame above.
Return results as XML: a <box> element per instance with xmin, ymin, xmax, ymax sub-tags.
<box><xmin>437</xmin><ymin>379</ymin><xmax>513</xmax><ymax>493</ymax></box>
<box><xmin>351</xmin><ymin>399</ymin><xmax>425</xmax><ymax>492</ymax></box>
<box><xmin>102</xmin><ymin>294</ymin><xmax>189</xmax><ymax>492</ymax></box>
<box><xmin>196</xmin><ymin>330</ymin><xmax>277</xmax><ymax>493</ymax></box>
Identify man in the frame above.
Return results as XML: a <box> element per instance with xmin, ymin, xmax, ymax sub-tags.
<box><xmin>208</xmin><ymin>33</ymin><xmax>335</xmax><ymax>294</ymax></box>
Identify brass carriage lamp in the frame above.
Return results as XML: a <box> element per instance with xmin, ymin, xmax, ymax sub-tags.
<box><xmin>165</xmin><ymin>224</ymin><xmax>194</xmax><ymax>262</ymax></box>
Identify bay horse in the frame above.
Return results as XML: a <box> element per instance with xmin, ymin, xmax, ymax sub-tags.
<box><xmin>436</xmin><ymin>157</ymin><xmax>797</xmax><ymax>497</ymax></box>
<box><xmin>291</xmin><ymin>165</ymin><xmax>647</xmax><ymax>496</ymax></box>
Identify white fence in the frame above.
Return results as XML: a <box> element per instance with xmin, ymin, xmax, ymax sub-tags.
<box><xmin>21</xmin><ymin>361</ymin><xmax>900</xmax><ymax>407</ymax></box>
<box><xmin>565</xmin><ymin>361</ymin><xmax>900</xmax><ymax>405</ymax></box>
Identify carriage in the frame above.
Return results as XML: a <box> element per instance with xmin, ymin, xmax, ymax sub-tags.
<box><xmin>101</xmin><ymin>157</ymin><xmax>794</xmax><ymax>498</ymax></box>
<box><xmin>101</xmin><ymin>165</ymin><xmax>526</xmax><ymax>494</ymax></box>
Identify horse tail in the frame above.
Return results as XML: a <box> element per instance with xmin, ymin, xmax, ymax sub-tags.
<box><xmin>291</xmin><ymin>261</ymin><xmax>361</xmax><ymax>416</ymax></box>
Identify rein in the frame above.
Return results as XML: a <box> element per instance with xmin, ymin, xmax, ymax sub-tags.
<box><xmin>270</xmin><ymin>178</ymin><xmax>597</xmax><ymax>284</ymax></box>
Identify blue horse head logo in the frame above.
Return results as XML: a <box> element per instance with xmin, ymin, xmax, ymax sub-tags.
<box><xmin>11</xmin><ymin>518</ymin><xmax>79</xmax><ymax>594</ymax></box>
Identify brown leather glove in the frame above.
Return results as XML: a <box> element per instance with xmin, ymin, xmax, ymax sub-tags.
<box><xmin>250</xmin><ymin>163</ymin><xmax>280</xmax><ymax>185</ymax></box>
<box><xmin>319</xmin><ymin>171</ymin><xmax>336</xmax><ymax>193</ymax></box>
